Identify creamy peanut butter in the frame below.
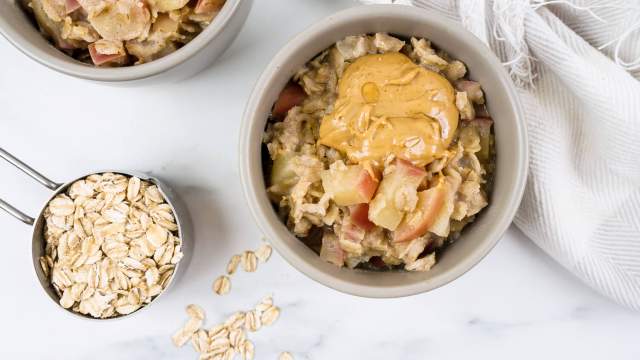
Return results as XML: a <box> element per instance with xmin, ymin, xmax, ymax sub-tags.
<box><xmin>318</xmin><ymin>52</ymin><xmax>459</xmax><ymax>167</ymax></box>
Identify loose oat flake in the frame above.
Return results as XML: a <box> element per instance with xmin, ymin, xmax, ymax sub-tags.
<box><xmin>213</xmin><ymin>275</ymin><xmax>231</xmax><ymax>296</ymax></box>
<box><xmin>255</xmin><ymin>243</ymin><xmax>272</xmax><ymax>263</ymax></box>
<box><xmin>41</xmin><ymin>173</ymin><xmax>183</xmax><ymax>319</ymax></box>
<box><xmin>279</xmin><ymin>352</ymin><xmax>294</xmax><ymax>360</ymax></box>
<box><xmin>241</xmin><ymin>251</ymin><xmax>258</xmax><ymax>273</ymax></box>
<box><xmin>260</xmin><ymin>306</ymin><xmax>280</xmax><ymax>326</ymax></box>
<box><xmin>226</xmin><ymin>254</ymin><xmax>241</xmax><ymax>275</ymax></box>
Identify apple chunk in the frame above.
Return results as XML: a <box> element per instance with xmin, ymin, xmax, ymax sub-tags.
<box><xmin>393</xmin><ymin>185</ymin><xmax>447</xmax><ymax>242</ymax></box>
<box><xmin>349</xmin><ymin>203</ymin><xmax>375</xmax><ymax>231</ymax></box>
<box><xmin>269</xmin><ymin>153</ymin><xmax>298</xmax><ymax>196</ymax></box>
<box><xmin>368</xmin><ymin>159</ymin><xmax>427</xmax><ymax>231</ymax></box>
<box><xmin>272</xmin><ymin>82</ymin><xmax>307</xmax><ymax>119</ymax></box>
<box><xmin>320</xmin><ymin>231</ymin><xmax>344</xmax><ymax>267</ymax></box>
<box><xmin>321</xmin><ymin>164</ymin><xmax>378</xmax><ymax>206</ymax></box>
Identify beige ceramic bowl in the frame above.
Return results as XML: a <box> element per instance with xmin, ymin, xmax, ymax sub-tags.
<box><xmin>240</xmin><ymin>5</ymin><xmax>528</xmax><ymax>298</ymax></box>
<box><xmin>0</xmin><ymin>0</ymin><xmax>252</xmax><ymax>83</ymax></box>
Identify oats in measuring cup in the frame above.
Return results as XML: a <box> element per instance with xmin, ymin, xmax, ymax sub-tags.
<box><xmin>39</xmin><ymin>173</ymin><xmax>183</xmax><ymax>319</ymax></box>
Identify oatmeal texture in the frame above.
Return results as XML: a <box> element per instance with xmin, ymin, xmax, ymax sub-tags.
<box><xmin>264</xmin><ymin>33</ymin><xmax>494</xmax><ymax>272</ymax></box>
<box><xmin>23</xmin><ymin>0</ymin><xmax>226</xmax><ymax>66</ymax></box>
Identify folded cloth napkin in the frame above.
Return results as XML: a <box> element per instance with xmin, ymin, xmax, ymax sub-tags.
<box><xmin>360</xmin><ymin>0</ymin><xmax>640</xmax><ymax>310</ymax></box>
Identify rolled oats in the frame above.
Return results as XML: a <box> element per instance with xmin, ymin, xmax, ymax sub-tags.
<box><xmin>229</xmin><ymin>328</ymin><xmax>246</xmax><ymax>349</ymax></box>
<box><xmin>260</xmin><ymin>306</ymin><xmax>280</xmax><ymax>326</ymax></box>
<box><xmin>213</xmin><ymin>275</ymin><xmax>231</xmax><ymax>296</ymax></box>
<box><xmin>224</xmin><ymin>311</ymin><xmax>246</xmax><ymax>329</ymax></box>
<box><xmin>255</xmin><ymin>243</ymin><xmax>272</xmax><ymax>263</ymax></box>
<box><xmin>279</xmin><ymin>352</ymin><xmax>294</xmax><ymax>360</ymax></box>
<box><xmin>244</xmin><ymin>310</ymin><xmax>262</xmax><ymax>332</ymax></box>
<box><xmin>208</xmin><ymin>336</ymin><xmax>231</xmax><ymax>353</ymax></box>
<box><xmin>42</xmin><ymin>173</ymin><xmax>183</xmax><ymax>319</ymax></box>
<box><xmin>191</xmin><ymin>329</ymin><xmax>210</xmax><ymax>353</ymax></box>
<box><xmin>208</xmin><ymin>325</ymin><xmax>229</xmax><ymax>340</ymax></box>
<box><xmin>226</xmin><ymin>254</ymin><xmax>241</xmax><ymax>275</ymax></box>
<box><xmin>240</xmin><ymin>251</ymin><xmax>258</xmax><ymax>273</ymax></box>
<box><xmin>240</xmin><ymin>340</ymin><xmax>255</xmax><ymax>360</ymax></box>
<box><xmin>187</xmin><ymin>304</ymin><xmax>206</xmax><ymax>320</ymax></box>
<box><xmin>173</xmin><ymin>305</ymin><xmax>206</xmax><ymax>348</ymax></box>
<box><xmin>222</xmin><ymin>348</ymin><xmax>236</xmax><ymax>360</ymax></box>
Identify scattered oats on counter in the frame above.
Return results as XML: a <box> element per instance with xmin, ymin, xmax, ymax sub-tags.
<box><xmin>39</xmin><ymin>172</ymin><xmax>183</xmax><ymax>319</ymax></box>
<box><xmin>213</xmin><ymin>241</ymin><xmax>273</xmax><ymax>296</ymax></box>
<box><xmin>255</xmin><ymin>242</ymin><xmax>273</xmax><ymax>263</ymax></box>
<box><xmin>279</xmin><ymin>352</ymin><xmax>294</xmax><ymax>360</ymax></box>
<box><xmin>213</xmin><ymin>275</ymin><xmax>231</xmax><ymax>295</ymax></box>
<box><xmin>172</xmin><ymin>304</ymin><xmax>205</xmax><ymax>347</ymax></box>
<box><xmin>226</xmin><ymin>254</ymin><xmax>241</xmax><ymax>275</ymax></box>
<box><xmin>172</xmin><ymin>296</ymin><xmax>281</xmax><ymax>360</ymax></box>
<box><xmin>241</xmin><ymin>251</ymin><xmax>258</xmax><ymax>273</ymax></box>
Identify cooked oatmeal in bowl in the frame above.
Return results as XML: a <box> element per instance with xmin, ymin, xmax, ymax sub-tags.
<box><xmin>240</xmin><ymin>5</ymin><xmax>527</xmax><ymax>297</ymax></box>
<box><xmin>263</xmin><ymin>33</ymin><xmax>495</xmax><ymax>272</ymax></box>
<box><xmin>19</xmin><ymin>0</ymin><xmax>226</xmax><ymax>66</ymax></box>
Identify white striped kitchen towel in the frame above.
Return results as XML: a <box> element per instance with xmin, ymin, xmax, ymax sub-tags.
<box><xmin>361</xmin><ymin>0</ymin><xmax>640</xmax><ymax>310</ymax></box>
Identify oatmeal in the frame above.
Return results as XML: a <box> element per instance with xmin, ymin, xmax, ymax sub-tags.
<box><xmin>263</xmin><ymin>33</ymin><xmax>495</xmax><ymax>272</ymax></box>
<box><xmin>21</xmin><ymin>0</ymin><xmax>226</xmax><ymax>66</ymax></box>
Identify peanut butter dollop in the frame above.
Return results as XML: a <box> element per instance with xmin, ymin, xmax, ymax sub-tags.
<box><xmin>318</xmin><ymin>52</ymin><xmax>459</xmax><ymax>167</ymax></box>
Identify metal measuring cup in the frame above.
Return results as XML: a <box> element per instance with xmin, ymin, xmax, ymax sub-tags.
<box><xmin>0</xmin><ymin>148</ymin><xmax>192</xmax><ymax>320</ymax></box>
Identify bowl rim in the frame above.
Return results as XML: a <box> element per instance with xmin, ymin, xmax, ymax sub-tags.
<box><xmin>239</xmin><ymin>4</ymin><xmax>529</xmax><ymax>298</ymax></box>
<box><xmin>0</xmin><ymin>0</ymin><xmax>242</xmax><ymax>82</ymax></box>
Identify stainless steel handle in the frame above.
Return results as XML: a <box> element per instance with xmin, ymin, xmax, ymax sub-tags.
<box><xmin>0</xmin><ymin>148</ymin><xmax>61</xmax><ymax>225</ymax></box>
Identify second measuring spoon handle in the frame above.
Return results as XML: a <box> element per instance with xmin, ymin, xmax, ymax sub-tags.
<box><xmin>0</xmin><ymin>147</ymin><xmax>61</xmax><ymax>225</ymax></box>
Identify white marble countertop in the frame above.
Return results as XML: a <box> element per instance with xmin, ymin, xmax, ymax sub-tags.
<box><xmin>1</xmin><ymin>0</ymin><xmax>639</xmax><ymax>359</ymax></box>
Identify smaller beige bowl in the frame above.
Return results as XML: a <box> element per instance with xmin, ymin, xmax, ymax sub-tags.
<box><xmin>240</xmin><ymin>5</ymin><xmax>528</xmax><ymax>298</ymax></box>
<box><xmin>0</xmin><ymin>0</ymin><xmax>252</xmax><ymax>83</ymax></box>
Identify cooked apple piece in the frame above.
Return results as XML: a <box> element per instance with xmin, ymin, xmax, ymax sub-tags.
<box><xmin>455</xmin><ymin>80</ymin><xmax>485</xmax><ymax>104</ymax></box>
<box><xmin>321</xmin><ymin>163</ymin><xmax>378</xmax><ymax>206</ymax></box>
<box><xmin>320</xmin><ymin>231</ymin><xmax>344</xmax><ymax>267</ymax></box>
<box><xmin>468</xmin><ymin>118</ymin><xmax>493</xmax><ymax>162</ymax></box>
<box><xmin>393</xmin><ymin>185</ymin><xmax>447</xmax><ymax>242</ymax></box>
<box><xmin>272</xmin><ymin>82</ymin><xmax>307</xmax><ymax>119</ymax></box>
<box><xmin>269</xmin><ymin>153</ymin><xmax>298</xmax><ymax>196</ymax></box>
<box><xmin>338</xmin><ymin>218</ymin><xmax>366</xmax><ymax>255</ymax></box>
<box><xmin>194</xmin><ymin>0</ymin><xmax>225</xmax><ymax>14</ymax></box>
<box><xmin>368</xmin><ymin>159</ymin><xmax>427</xmax><ymax>230</ymax></box>
<box><xmin>349</xmin><ymin>203</ymin><xmax>374</xmax><ymax>231</ymax></box>
<box><xmin>428</xmin><ymin>177</ymin><xmax>460</xmax><ymax>237</ymax></box>
<box><xmin>65</xmin><ymin>0</ymin><xmax>81</xmax><ymax>13</ymax></box>
<box><xmin>88</xmin><ymin>42</ymin><xmax>126</xmax><ymax>66</ymax></box>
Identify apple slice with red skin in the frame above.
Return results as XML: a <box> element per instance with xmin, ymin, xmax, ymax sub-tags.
<box><xmin>321</xmin><ymin>165</ymin><xmax>378</xmax><ymax>206</ymax></box>
<box><xmin>393</xmin><ymin>185</ymin><xmax>447</xmax><ymax>242</ymax></box>
<box><xmin>368</xmin><ymin>159</ymin><xmax>427</xmax><ymax>231</ymax></box>
<box><xmin>194</xmin><ymin>0</ymin><xmax>225</xmax><ymax>14</ymax></box>
<box><xmin>88</xmin><ymin>43</ymin><xmax>125</xmax><ymax>66</ymax></box>
<box><xmin>349</xmin><ymin>203</ymin><xmax>375</xmax><ymax>231</ymax></box>
<box><xmin>272</xmin><ymin>82</ymin><xmax>307</xmax><ymax>119</ymax></box>
<box><xmin>455</xmin><ymin>80</ymin><xmax>484</xmax><ymax>104</ymax></box>
<box><xmin>65</xmin><ymin>0</ymin><xmax>81</xmax><ymax>13</ymax></box>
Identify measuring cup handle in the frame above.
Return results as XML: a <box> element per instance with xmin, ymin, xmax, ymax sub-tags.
<box><xmin>0</xmin><ymin>199</ymin><xmax>35</xmax><ymax>225</ymax></box>
<box><xmin>0</xmin><ymin>147</ymin><xmax>61</xmax><ymax>226</ymax></box>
